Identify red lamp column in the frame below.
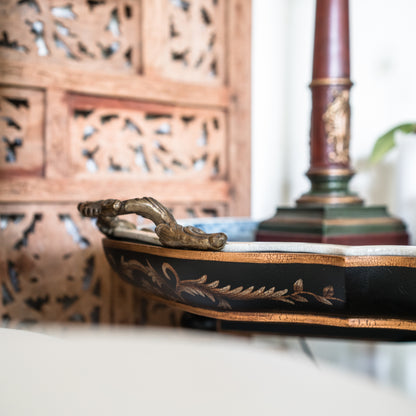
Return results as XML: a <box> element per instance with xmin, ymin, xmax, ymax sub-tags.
<box><xmin>297</xmin><ymin>0</ymin><xmax>362</xmax><ymax>206</ymax></box>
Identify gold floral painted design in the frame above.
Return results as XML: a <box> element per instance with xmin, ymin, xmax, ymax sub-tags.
<box><xmin>323</xmin><ymin>89</ymin><xmax>350</xmax><ymax>164</ymax></box>
<box><xmin>114</xmin><ymin>256</ymin><xmax>344</xmax><ymax>310</ymax></box>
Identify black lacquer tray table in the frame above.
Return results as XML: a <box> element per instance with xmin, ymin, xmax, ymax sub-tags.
<box><xmin>78</xmin><ymin>197</ymin><xmax>416</xmax><ymax>341</ymax></box>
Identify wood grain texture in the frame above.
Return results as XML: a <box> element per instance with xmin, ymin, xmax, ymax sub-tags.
<box><xmin>0</xmin><ymin>86</ymin><xmax>45</xmax><ymax>178</ymax></box>
<box><xmin>227</xmin><ymin>0</ymin><xmax>251</xmax><ymax>216</ymax></box>
<box><xmin>45</xmin><ymin>88</ymin><xmax>70</xmax><ymax>178</ymax></box>
<box><xmin>0</xmin><ymin>60</ymin><xmax>230</xmax><ymax>109</ymax></box>
<box><xmin>0</xmin><ymin>178</ymin><xmax>230</xmax><ymax>203</ymax></box>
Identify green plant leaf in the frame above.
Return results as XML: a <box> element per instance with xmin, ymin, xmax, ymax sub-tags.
<box><xmin>370</xmin><ymin>123</ymin><xmax>416</xmax><ymax>164</ymax></box>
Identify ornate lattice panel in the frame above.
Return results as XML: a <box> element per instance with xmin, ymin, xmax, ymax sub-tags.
<box><xmin>0</xmin><ymin>204</ymin><xmax>111</xmax><ymax>326</ymax></box>
<box><xmin>0</xmin><ymin>86</ymin><xmax>45</xmax><ymax>177</ymax></box>
<box><xmin>0</xmin><ymin>0</ymin><xmax>140</xmax><ymax>73</ymax></box>
<box><xmin>144</xmin><ymin>0</ymin><xmax>225</xmax><ymax>85</ymax></box>
<box><xmin>68</xmin><ymin>94</ymin><xmax>227</xmax><ymax>180</ymax></box>
<box><xmin>0</xmin><ymin>0</ymin><xmax>251</xmax><ymax>327</ymax></box>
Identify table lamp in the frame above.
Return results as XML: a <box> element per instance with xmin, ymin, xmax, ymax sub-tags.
<box><xmin>256</xmin><ymin>0</ymin><xmax>408</xmax><ymax>245</ymax></box>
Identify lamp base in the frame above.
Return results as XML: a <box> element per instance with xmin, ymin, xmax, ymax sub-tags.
<box><xmin>256</xmin><ymin>205</ymin><xmax>409</xmax><ymax>245</ymax></box>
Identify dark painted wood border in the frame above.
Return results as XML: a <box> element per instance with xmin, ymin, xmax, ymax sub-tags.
<box><xmin>129</xmin><ymin>290</ymin><xmax>416</xmax><ymax>332</ymax></box>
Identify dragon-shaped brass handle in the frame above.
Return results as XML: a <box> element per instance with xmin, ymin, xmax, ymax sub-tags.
<box><xmin>78</xmin><ymin>197</ymin><xmax>227</xmax><ymax>251</ymax></box>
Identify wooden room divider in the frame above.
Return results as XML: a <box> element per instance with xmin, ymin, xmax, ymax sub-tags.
<box><xmin>0</xmin><ymin>0</ymin><xmax>251</xmax><ymax>326</ymax></box>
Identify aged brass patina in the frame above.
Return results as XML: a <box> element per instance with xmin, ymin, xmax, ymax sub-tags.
<box><xmin>78</xmin><ymin>197</ymin><xmax>227</xmax><ymax>251</ymax></box>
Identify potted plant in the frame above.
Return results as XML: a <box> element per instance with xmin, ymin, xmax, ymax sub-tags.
<box><xmin>370</xmin><ymin>123</ymin><xmax>416</xmax><ymax>245</ymax></box>
<box><xmin>370</xmin><ymin>123</ymin><xmax>416</xmax><ymax>163</ymax></box>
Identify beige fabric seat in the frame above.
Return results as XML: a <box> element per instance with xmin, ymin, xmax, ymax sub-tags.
<box><xmin>0</xmin><ymin>327</ymin><xmax>415</xmax><ymax>415</ymax></box>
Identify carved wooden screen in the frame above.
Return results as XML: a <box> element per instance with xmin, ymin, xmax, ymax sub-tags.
<box><xmin>0</xmin><ymin>0</ymin><xmax>251</xmax><ymax>326</ymax></box>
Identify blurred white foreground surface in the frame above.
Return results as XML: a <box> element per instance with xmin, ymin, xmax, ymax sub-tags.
<box><xmin>0</xmin><ymin>327</ymin><xmax>415</xmax><ymax>415</ymax></box>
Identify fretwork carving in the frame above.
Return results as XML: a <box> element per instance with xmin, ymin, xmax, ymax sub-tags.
<box><xmin>0</xmin><ymin>0</ymin><xmax>140</xmax><ymax>73</ymax></box>
<box><xmin>144</xmin><ymin>0</ymin><xmax>225</xmax><ymax>85</ymax></box>
<box><xmin>69</xmin><ymin>95</ymin><xmax>226</xmax><ymax>179</ymax></box>
<box><xmin>0</xmin><ymin>87</ymin><xmax>45</xmax><ymax>177</ymax></box>
<box><xmin>0</xmin><ymin>204</ymin><xmax>111</xmax><ymax>326</ymax></box>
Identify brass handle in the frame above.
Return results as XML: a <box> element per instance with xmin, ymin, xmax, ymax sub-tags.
<box><xmin>78</xmin><ymin>197</ymin><xmax>227</xmax><ymax>251</ymax></box>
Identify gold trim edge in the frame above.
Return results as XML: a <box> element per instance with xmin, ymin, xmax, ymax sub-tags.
<box><xmin>310</xmin><ymin>77</ymin><xmax>353</xmax><ymax>87</ymax></box>
<box><xmin>134</xmin><ymin>292</ymin><xmax>416</xmax><ymax>331</ymax></box>
<box><xmin>103</xmin><ymin>239</ymin><xmax>416</xmax><ymax>268</ymax></box>
<box><xmin>296</xmin><ymin>195</ymin><xmax>363</xmax><ymax>205</ymax></box>
<box><xmin>306</xmin><ymin>168</ymin><xmax>354</xmax><ymax>176</ymax></box>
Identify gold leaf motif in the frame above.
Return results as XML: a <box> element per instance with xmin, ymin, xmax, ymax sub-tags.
<box><xmin>323</xmin><ymin>90</ymin><xmax>350</xmax><ymax>165</ymax></box>
<box><xmin>323</xmin><ymin>286</ymin><xmax>335</xmax><ymax>297</ymax></box>
<box><xmin>240</xmin><ymin>286</ymin><xmax>255</xmax><ymax>296</ymax></box>
<box><xmin>118</xmin><ymin>258</ymin><xmax>344</xmax><ymax>310</ymax></box>
<box><xmin>217</xmin><ymin>285</ymin><xmax>231</xmax><ymax>293</ymax></box>
<box><xmin>315</xmin><ymin>296</ymin><xmax>333</xmax><ymax>306</ymax></box>
<box><xmin>227</xmin><ymin>286</ymin><xmax>244</xmax><ymax>295</ymax></box>
<box><xmin>291</xmin><ymin>295</ymin><xmax>308</xmax><ymax>303</ymax></box>
<box><xmin>272</xmin><ymin>289</ymin><xmax>288</xmax><ymax>298</ymax></box>
<box><xmin>218</xmin><ymin>298</ymin><xmax>231</xmax><ymax>309</ymax></box>
<box><xmin>293</xmin><ymin>279</ymin><xmax>304</xmax><ymax>293</ymax></box>
<box><xmin>191</xmin><ymin>275</ymin><xmax>208</xmax><ymax>284</ymax></box>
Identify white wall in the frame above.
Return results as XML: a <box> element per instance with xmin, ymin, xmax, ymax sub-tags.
<box><xmin>251</xmin><ymin>3</ymin><xmax>416</xmax><ymax>395</ymax></box>
<box><xmin>251</xmin><ymin>0</ymin><xmax>416</xmax><ymax>232</ymax></box>
<box><xmin>251</xmin><ymin>0</ymin><xmax>292</xmax><ymax>220</ymax></box>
